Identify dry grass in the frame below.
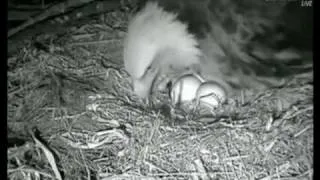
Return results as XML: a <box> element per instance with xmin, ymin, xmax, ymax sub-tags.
<box><xmin>8</xmin><ymin>3</ymin><xmax>313</xmax><ymax>180</ymax></box>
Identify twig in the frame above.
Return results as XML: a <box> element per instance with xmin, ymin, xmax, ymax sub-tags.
<box><xmin>8</xmin><ymin>0</ymin><xmax>95</xmax><ymax>37</ymax></box>
<box><xmin>8</xmin><ymin>167</ymin><xmax>54</xmax><ymax>179</ymax></box>
<box><xmin>8</xmin><ymin>10</ymin><xmax>42</xmax><ymax>21</ymax></box>
<box><xmin>68</xmin><ymin>39</ymin><xmax>123</xmax><ymax>47</ymax></box>
<box><xmin>31</xmin><ymin>131</ymin><xmax>63</xmax><ymax>180</ymax></box>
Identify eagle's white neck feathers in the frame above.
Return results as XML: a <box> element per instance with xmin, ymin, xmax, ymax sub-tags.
<box><xmin>124</xmin><ymin>2</ymin><xmax>201</xmax><ymax>79</ymax></box>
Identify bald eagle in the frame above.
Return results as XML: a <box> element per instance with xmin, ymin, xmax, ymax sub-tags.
<box><xmin>123</xmin><ymin>0</ymin><xmax>313</xmax><ymax>99</ymax></box>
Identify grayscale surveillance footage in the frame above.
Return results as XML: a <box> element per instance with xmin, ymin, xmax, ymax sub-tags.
<box><xmin>8</xmin><ymin>0</ymin><xmax>313</xmax><ymax>179</ymax></box>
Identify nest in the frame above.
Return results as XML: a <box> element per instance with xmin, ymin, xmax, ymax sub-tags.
<box><xmin>8</xmin><ymin>0</ymin><xmax>313</xmax><ymax>179</ymax></box>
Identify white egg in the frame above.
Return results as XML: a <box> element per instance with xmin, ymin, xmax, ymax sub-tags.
<box><xmin>170</xmin><ymin>74</ymin><xmax>202</xmax><ymax>105</ymax></box>
<box><xmin>196</xmin><ymin>82</ymin><xmax>227</xmax><ymax>108</ymax></box>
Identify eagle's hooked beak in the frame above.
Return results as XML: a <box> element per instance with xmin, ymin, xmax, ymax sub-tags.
<box><xmin>131</xmin><ymin>65</ymin><xmax>160</xmax><ymax>100</ymax></box>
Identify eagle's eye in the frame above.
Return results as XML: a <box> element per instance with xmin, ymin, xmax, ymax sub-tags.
<box><xmin>145</xmin><ymin>65</ymin><xmax>157</xmax><ymax>75</ymax></box>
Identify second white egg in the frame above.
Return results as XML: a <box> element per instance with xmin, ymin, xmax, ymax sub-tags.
<box><xmin>196</xmin><ymin>82</ymin><xmax>227</xmax><ymax>109</ymax></box>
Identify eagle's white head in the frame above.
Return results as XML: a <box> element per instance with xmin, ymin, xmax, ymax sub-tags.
<box><xmin>123</xmin><ymin>2</ymin><xmax>201</xmax><ymax>98</ymax></box>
